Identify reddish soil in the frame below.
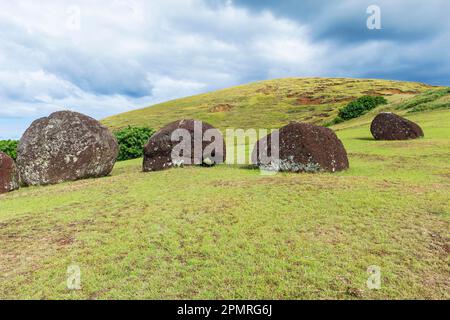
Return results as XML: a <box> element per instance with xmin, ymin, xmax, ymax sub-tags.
<box><xmin>256</xmin><ymin>85</ymin><xmax>276</xmax><ymax>95</ymax></box>
<box><xmin>209</xmin><ymin>104</ymin><xmax>234</xmax><ymax>113</ymax></box>
<box><xmin>296</xmin><ymin>97</ymin><xmax>324</xmax><ymax>105</ymax></box>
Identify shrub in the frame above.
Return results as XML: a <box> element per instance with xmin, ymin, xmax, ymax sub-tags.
<box><xmin>0</xmin><ymin>140</ymin><xmax>19</xmax><ymax>160</ymax></box>
<box><xmin>114</xmin><ymin>126</ymin><xmax>155</xmax><ymax>161</ymax></box>
<box><xmin>338</xmin><ymin>96</ymin><xmax>388</xmax><ymax>120</ymax></box>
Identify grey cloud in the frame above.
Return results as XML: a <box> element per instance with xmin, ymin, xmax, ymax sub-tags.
<box><xmin>231</xmin><ymin>0</ymin><xmax>450</xmax><ymax>43</ymax></box>
<box><xmin>0</xmin><ymin>0</ymin><xmax>448</xmax><ymax>139</ymax></box>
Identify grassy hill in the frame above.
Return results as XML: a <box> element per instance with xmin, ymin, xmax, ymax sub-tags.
<box><xmin>1</xmin><ymin>78</ymin><xmax>449</xmax><ymax>300</ymax></box>
<box><xmin>102</xmin><ymin>78</ymin><xmax>437</xmax><ymax>132</ymax></box>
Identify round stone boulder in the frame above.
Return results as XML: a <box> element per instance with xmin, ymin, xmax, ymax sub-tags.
<box><xmin>252</xmin><ymin>122</ymin><xmax>349</xmax><ymax>173</ymax></box>
<box><xmin>143</xmin><ymin>119</ymin><xmax>226</xmax><ymax>172</ymax></box>
<box><xmin>0</xmin><ymin>152</ymin><xmax>20</xmax><ymax>194</ymax></box>
<box><xmin>370</xmin><ymin>112</ymin><xmax>424</xmax><ymax>140</ymax></box>
<box><xmin>17</xmin><ymin>111</ymin><xmax>118</xmax><ymax>186</ymax></box>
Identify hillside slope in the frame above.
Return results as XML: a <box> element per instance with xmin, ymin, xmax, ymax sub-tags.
<box><xmin>102</xmin><ymin>78</ymin><xmax>437</xmax><ymax>131</ymax></box>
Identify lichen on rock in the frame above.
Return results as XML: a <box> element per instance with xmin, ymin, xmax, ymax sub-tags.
<box><xmin>17</xmin><ymin>110</ymin><xmax>118</xmax><ymax>186</ymax></box>
<box><xmin>253</xmin><ymin>122</ymin><xmax>349</xmax><ymax>173</ymax></box>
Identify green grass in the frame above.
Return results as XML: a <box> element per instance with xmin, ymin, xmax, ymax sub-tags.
<box><xmin>396</xmin><ymin>88</ymin><xmax>450</xmax><ymax>113</ymax></box>
<box><xmin>1</xmin><ymin>108</ymin><xmax>448</xmax><ymax>300</ymax></box>
<box><xmin>102</xmin><ymin>77</ymin><xmax>437</xmax><ymax>132</ymax></box>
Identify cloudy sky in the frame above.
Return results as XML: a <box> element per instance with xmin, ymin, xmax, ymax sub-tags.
<box><xmin>0</xmin><ymin>0</ymin><xmax>449</xmax><ymax>139</ymax></box>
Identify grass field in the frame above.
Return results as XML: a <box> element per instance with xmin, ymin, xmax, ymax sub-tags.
<box><xmin>1</xmin><ymin>104</ymin><xmax>448</xmax><ymax>299</ymax></box>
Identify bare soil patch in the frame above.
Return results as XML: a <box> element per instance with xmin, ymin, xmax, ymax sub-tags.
<box><xmin>364</xmin><ymin>88</ymin><xmax>419</xmax><ymax>96</ymax></box>
<box><xmin>209</xmin><ymin>104</ymin><xmax>234</xmax><ymax>113</ymax></box>
<box><xmin>296</xmin><ymin>96</ymin><xmax>324</xmax><ymax>105</ymax></box>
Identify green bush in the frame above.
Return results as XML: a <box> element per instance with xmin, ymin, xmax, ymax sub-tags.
<box><xmin>114</xmin><ymin>126</ymin><xmax>155</xmax><ymax>161</ymax></box>
<box><xmin>0</xmin><ymin>140</ymin><xmax>19</xmax><ymax>160</ymax></box>
<box><xmin>338</xmin><ymin>96</ymin><xmax>388</xmax><ymax>120</ymax></box>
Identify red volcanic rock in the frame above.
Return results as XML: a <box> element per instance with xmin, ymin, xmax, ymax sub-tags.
<box><xmin>143</xmin><ymin>119</ymin><xmax>226</xmax><ymax>172</ymax></box>
<box><xmin>253</xmin><ymin>122</ymin><xmax>349</xmax><ymax>173</ymax></box>
<box><xmin>0</xmin><ymin>152</ymin><xmax>20</xmax><ymax>194</ymax></box>
<box><xmin>371</xmin><ymin>112</ymin><xmax>424</xmax><ymax>140</ymax></box>
<box><xmin>17</xmin><ymin>111</ymin><xmax>118</xmax><ymax>186</ymax></box>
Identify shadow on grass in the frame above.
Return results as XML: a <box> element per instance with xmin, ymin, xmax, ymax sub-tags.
<box><xmin>354</xmin><ymin>137</ymin><xmax>375</xmax><ymax>141</ymax></box>
<box><xmin>239</xmin><ymin>164</ymin><xmax>259</xmax><ymax>170</ymax></box>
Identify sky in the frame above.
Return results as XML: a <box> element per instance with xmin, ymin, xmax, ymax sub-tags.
<box><xmin>0</xmin><ymin>0</ymin><xmax>449</xmax><ymax>139</ymax></box>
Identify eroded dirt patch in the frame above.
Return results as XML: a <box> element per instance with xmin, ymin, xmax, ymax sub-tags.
<box><xmin>209</xmin><ymin>104</ymin><xmax>234</xmax><ymax>113</ymax></box>
<box><xmin>296</xmin><ymin>96</ymin><xmax>325</xmax><ymax>105</ymax></box>
<box><xmin>364</xmin><ymin>88</ymin><xmax>419</xmax><ymax>96</ymax></box>
<box><xmin>256</xmin><ymin>85</ymin><xmax>277</xmax><ymax>95</ymax></box>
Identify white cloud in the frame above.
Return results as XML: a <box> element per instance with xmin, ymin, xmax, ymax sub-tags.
<box><xmin>0</xmin><ymin>0</ymin><xmax>448</xmax><ymax>138</ymax></box>
<box><xmin>0</xmin><ymin>0</ymin><xmax>327</xmax><ymax>138</ymax></box>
